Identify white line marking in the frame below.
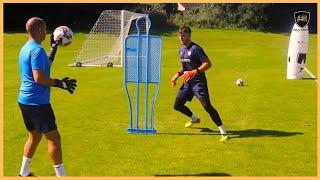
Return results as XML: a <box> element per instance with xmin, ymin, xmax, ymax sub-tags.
<box><xmin>304</xmin><ymin>67</ymin><xmax>317</xmax><ymax>81</ymax></box>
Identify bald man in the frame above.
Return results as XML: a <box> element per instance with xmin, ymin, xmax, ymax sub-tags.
<box><xmin>18</xmin><ymin>17</ymin><xmax>77</xmax><ymax>177</ymax></box>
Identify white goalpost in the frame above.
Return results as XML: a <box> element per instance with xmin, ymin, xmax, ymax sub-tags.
<box><xmin>70</xmin><ymin>10</ymin><xmax>148</xmax><ymax>67</ymax></box>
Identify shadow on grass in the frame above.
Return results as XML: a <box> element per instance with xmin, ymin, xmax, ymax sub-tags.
<box><xmin>301</xmin><ymin>77</ymin><xmax>317</xmax><ymax>81</ymax></box>
<box><xmin>228</xmin><ymin>129</ymin><xmax>303</xmax><ymax>138</ymax></box>
<box><xmin>158</xmin><ymin>128</ymin><xmax>303</xmax><ymax>138</ymax></box>
<box><xmin>157</xmin><ymin>127</ymin><xmax>216</xmax><ymax>136</ymax></box>
<box><xmin>155</xmin><ymin>172</ymin><xmax>231</xmax><ymax>176</ymax></box>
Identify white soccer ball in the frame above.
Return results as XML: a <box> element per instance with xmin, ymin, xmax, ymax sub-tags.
<box><xmin>236</xmin><ymin>78</ymin><xmax>244</xmax><ymax>86</ymax></box>
<box><xmin>53</xmin><ymin>26</ymin><xmax>73</xmax><ymax>46</ymax></box>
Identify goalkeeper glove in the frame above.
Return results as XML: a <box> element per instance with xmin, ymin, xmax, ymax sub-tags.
<box><xmin>54</xmin><ymin>77</ymin><xmax>77</xmax><ymax>94</ymax></box>
<box><xmin>48</xmin><ymin>33</ymin><xmax>62</xmax><ymax>62</ymax></box>
<box><xmin>182</xmin><ymin>69</ymin><xmax>198</xmax><ymax>83</ymax></box>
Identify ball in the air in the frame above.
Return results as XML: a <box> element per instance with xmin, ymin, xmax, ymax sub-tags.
<box><xmin>236</xmin><ymin>79</ymin><xmax>244</xmax><ymax>86</ymax></box>
<box><xmin>53</xmin><ymin>26</ymin><xmax>73</xmax><ymax>46</ymax></box>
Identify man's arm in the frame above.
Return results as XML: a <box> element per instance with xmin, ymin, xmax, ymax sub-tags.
<box><xmin>32</xmin><ymin>70</ymin><xmax>55</xmax><ymax>87</ymax></box>
<box><xmin>48</xmin><ymin>34</ymin><xmax>62</xmax><ymax>62</ymax></box>
<box><xmin>197</xmin><ymin>58</ymin><xmax>211</xmax><ymax>73</ymax></box>
<box><xmin>181</xmin><ymin>58</ymin><xmax>212</xmax><ymax>83</ymax></box>
<box><xmin>171</xmin><ymin>58</ymin><xmax>212</xmax><ymax>86</ymax></box>
<box><xmin>32</xmin><ymin>70</ymin><xmax>77</xmax><ymax>94</ymax></box>
<box><xmin>182</xmin><ymin>46</ymin><xmax>212</xmax><ymax>83</ymax></box>
<box><xmin>171</xmin><ymin>66</ymin><xmax>184</xmax><ymax>87</ymax></box>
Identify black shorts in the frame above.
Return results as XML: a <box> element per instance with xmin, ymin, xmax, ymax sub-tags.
<box><xmin>176</xmin><ymin>79</ymin><xmax>210</xmax><ymax>102</ymax></box>
<box><xmin>18</xmin><ymin>103</ymin><xmax>57</xmax><ymax>133</ymax></box>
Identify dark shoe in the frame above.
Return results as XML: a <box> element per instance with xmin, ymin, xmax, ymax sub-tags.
<box><xmin>19</xmin><ymin>172</ymin><xmax>35</xmax><ymax>177</ymax></box>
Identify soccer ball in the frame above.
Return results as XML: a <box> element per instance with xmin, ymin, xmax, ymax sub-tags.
<box><xmin>53</xmin><ymin>26</ymin><xmax>73</xmax><ymax>46</ymax></box>
<box><xmin>236</xmin><ymin>79</ymin><xmax>244</xmax><ymax>86</ymax></box>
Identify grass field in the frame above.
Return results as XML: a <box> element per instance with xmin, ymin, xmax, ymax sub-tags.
<box><xmin>4</xmin><ymin>29</ymin><xmax>317</xmax><ymax>176</ymax></box>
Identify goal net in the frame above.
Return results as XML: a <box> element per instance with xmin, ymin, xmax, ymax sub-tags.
<box><xmin>70</xmin><ymin>10</ymin><xmax>148</xmax><ymax>67</ymax></box>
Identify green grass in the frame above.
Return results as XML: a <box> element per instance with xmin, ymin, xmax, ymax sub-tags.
<box><xmin>4</xmin><ymin>29</ymin><xmax>317</xmax><ymax>176</ymax></box>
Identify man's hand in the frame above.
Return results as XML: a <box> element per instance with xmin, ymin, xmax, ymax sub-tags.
<box><xmin>182</xmin><ymin>70</ymin><xmax>198</xmax><ymax>83</ymax></box>
<box><xmin>54</xmin><ymin>77</ymin><xmax>77</xmax><ymax>94</ymax></box>
<box><xmin>171</xmin><ymin>72</ymin><xmax>182</xmax><ymax>87</ymax></box>
<box><xmin>50</xmin><ymin>33</ymin><xmax>62</xmax><ymax>46</ymax></box>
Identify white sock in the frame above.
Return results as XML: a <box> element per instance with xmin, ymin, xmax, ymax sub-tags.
<box><xmin>218</xmin><ymin>124</ymin><xmax>227</xmax><ymax>135</ymax></box>
<box><xmin>53</xmin><ymin>164</ymin><xmax>66</xmax><ymax>177</ymax></box>
<box><xmin>190</xmin><ymin>114</ymin><xmax>199</xmax><ymax>122</ymax></box>
<box><xmin>19</xmin><ymin>156</ymin><xmax>31</xmax><ymax>176</ymax></box>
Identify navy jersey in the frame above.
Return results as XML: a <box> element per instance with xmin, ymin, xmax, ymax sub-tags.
<box><xmin>179</xmin><ymin>42</ymin><xmax>208</xmax><ymax>81</ymax></box>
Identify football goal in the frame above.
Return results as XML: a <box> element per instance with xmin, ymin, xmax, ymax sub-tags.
<box><xmin>70</xmin><ymin>10</ymin><xmax>148</xmax><ymax>67</ymax></box>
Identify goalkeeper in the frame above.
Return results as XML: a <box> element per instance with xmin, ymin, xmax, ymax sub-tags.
<box><xmin>18</xmin><ymin>17</ymin><xmax>77</xmax><ymax>177</ymax></box>
<box><xmin>171</xmin><ymin>26</ymin><xmax>228</xmax><ymax>142</ymax></box>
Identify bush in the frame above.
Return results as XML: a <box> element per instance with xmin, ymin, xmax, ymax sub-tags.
<box><xmin>169</xmin><ymin>4</ymin><xmax>270</xmax><ymax>31</ymax></box>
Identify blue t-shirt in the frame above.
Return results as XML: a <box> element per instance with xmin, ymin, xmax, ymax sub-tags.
<box><xmin>18</xmin><ymin>40</ymin><xmax>51</xmax><ymax>105</ymax></box>
<box><xmin>179</xmin><ymin>42</ymin><xmax>208</xmax><ymax>81</ymax></box>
